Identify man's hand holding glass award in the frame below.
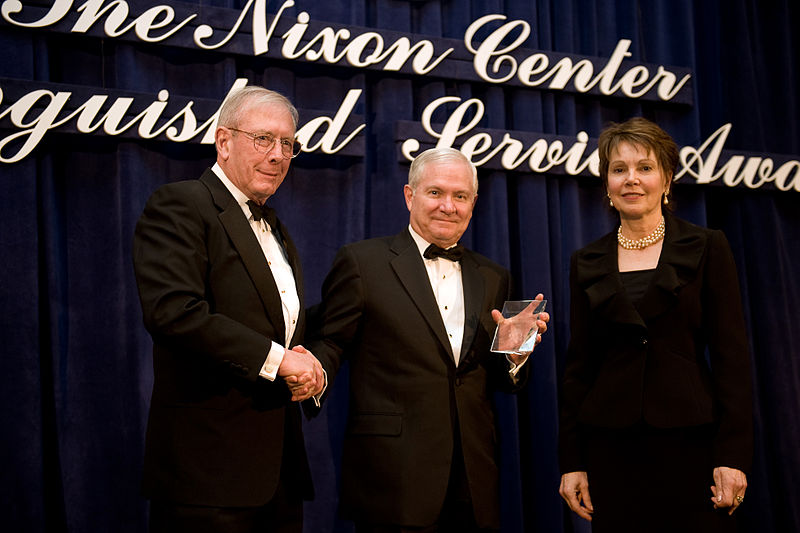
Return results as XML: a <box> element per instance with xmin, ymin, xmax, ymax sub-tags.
<box><xmin>490</xmin><ymin>296</ymin><xmax>548</xmax><ymax>365</ymax></box>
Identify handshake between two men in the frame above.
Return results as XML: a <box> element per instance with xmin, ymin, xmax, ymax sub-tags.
<box><xmin>132</xmin><ymin>92</ymin><xmax>548</xmax><ymax>533</ymax></box>
<box><xmin>279</xmin><ymin>346</ymin><xmax>325</xmax><ymax>402</ymax></box>
<box><xmin>278</xmin><ymin>295</ymin><xmax>549</xmax><ymax>404</ymax></box>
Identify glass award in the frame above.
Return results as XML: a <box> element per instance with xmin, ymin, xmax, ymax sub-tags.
<box><xmin>490</xmin><ymin>300</ymin><xmax>547</xmax><ymax>355</ymax></box>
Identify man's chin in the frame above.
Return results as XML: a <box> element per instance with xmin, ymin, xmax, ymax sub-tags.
<box><xmin>431</xmin><ymin>233</ymin><xmax>461</xmax><ymax>247</ymax></box>
<box><xmin>253</xmin><ymin>186</ymin><xmax>280</xmax><ymax>201</ymax></box>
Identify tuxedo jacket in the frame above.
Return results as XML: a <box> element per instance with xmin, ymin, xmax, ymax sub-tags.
<box><xmin>132</xmin><ymin>168</ymin><xmax>312</xmax><ymax>507</ymax></box>
<box><xmin>559</xmin><ymin>213</ymin><xmax>753</xmax><ymax>475</ymax></box>
<box><xmin>311</xmin><ymin>229</ymin><xmax>529</xmax><ymax>529</ymax></box>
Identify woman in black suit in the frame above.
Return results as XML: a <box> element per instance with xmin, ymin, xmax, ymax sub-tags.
<box><xmin>558</xmin><ymin>117</ymin><xmax>753</xmax><ymax>532</ymax></box>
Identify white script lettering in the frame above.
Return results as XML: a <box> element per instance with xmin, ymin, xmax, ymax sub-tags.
<box><xmin>2</xmin><ymin>0</ymin><xmax>196</xmax><ymax>42</ymax></box>
<box><xmin>400</xmin><ymin>100</ymin><xmax>798</xmax><ymax>192</ymax></box>
<box><xmin>401</xmin><ymin>96</ymin><xmax>597</xmax><ymax>176</ymax></box>
<box><xmin>2</xmin><ymin>0</ymin><xmax>452</xmax><ymax>74</ymax></box>
<box><xmin>0</xmin><ymin>79</ymin><xmax>363</xmax><ymax>163</ymax></box>
<box><xmin>464</xmin><ymin>14</ymin><xmax>691</xmax><ymax>101</ymax></box>
<box><xmin>677</xmin><ymin>124</ymin><xmax>800</xmax><ymax>192</ymax></box>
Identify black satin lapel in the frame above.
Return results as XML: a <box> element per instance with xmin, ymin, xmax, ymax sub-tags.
<box><xmin>218</xmin><ymin>205</ymin><xmax>287</xmax><ymax>343</ymax></box>
<box><xmin>577</xmin><ymin>233</ymin><xmax>645</xmax><ymax>328</ymax></box>
<box><xmin>269</xmin><ymin>214</ymin><xmax>303</xmax><ymax>301</ymax></box>
<box><xmin>200</xmin><ymin>169</ymin><xmax>288</xmax><ymax>340</ymax></box>
<box><xmin>638</xmin><ymin>217</ymin><xmax>707</xmax><ymax>321</ymax></box>
<box><xmin>459</xmin><ymin>255</ymin><xmax>484</xmax><ymax>363</ymax></box>
<box><xmin>277</xmin><ymin>217</ymin><xmax>305</xmax><ymax>347</ymax></box>
<box><xmin>390</xmin><ymin>240</ymin><xmax>453</xmax><ymax>359</ymax></box>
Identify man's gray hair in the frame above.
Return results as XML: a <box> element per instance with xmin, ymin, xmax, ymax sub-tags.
<box><xmin>408</xmin><ymin>148</ymin><xmax>478</xmax><ymax>193</ymax></box>
<box><xmin>217</xmin><ymin>86</ymin><xmax>299</xmax><ymax>131</ymax></box>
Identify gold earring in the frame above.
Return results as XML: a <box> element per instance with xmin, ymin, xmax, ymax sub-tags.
<box><xmin>663</xmin><ymin>192</ymin><xmax>669</xmax><ymax>205</ymax></box>
<box><xmin>608</xmin><ymin>193</ymin><xmax>614</xmax><ymax>207</ymax></box>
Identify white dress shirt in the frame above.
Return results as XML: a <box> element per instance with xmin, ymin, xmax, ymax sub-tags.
<box><xmin>408</xmin><ymin>225</ymin><xmax>527</xmax><ymax>376</ymax></box>
<box><xmin>409</xmin><ymin>226</ymin><xmax>466</xmax><ymax>364</ymax></box>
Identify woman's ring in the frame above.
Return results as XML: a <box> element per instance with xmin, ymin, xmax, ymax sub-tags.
<box><xmin>736</xmin><ymin>495</ymin><xmax>744</xmax><ymax>504</ymax></box>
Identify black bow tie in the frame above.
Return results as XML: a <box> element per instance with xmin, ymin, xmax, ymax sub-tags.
<box><xmin>424</xmin><ymin>243</ymin><xmax>464</xmax><ymax>262</ymax></box>
<box><xmin>246</xmin><ymin>200</ymin><xmax>278</xmax><ymax>228</ymax></box>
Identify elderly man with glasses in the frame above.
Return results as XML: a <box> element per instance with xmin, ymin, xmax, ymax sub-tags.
<box><xmin>133</xmin><ymin>86</ymin><xmax>323</xmax><ymax>533</ymax></box>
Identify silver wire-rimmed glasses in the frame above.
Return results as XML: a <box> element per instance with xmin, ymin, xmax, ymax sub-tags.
<box><xmin>227</xmin><ymin>128</ymin><xmax>302</xmax><ymax>158</ymax></box>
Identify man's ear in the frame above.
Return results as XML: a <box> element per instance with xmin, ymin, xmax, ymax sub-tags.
<box><xmin>216</xmin><ymin>127</ymin><xmax>231</xmax><ymax>161</ymax></box>
<box><xmin>403</xmin><ymin>184</ymin><xmax>414</xmax><ymax>211</ymax></box>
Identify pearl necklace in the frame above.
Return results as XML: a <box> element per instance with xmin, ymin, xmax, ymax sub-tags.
<box><xmin>617</xmin><ymin>216</ymin><xmax>665</xmax><ymax>250</ymax></box>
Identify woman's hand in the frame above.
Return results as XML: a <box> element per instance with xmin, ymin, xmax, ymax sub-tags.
<box><xmin>559</xmin><ymin>471</ymin><xmax>594</xmax><ymax>521</ymax></box>
<box><xmin>710</xmin><ymin>466</ymin><xmax>747</xmax><ymax>515</ymax></box>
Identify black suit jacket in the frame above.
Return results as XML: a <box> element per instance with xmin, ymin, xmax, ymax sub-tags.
<box><xmin>559</xmin><ymin>214</ymin><xmax>753</xmax><ymax>475</ymax></box>
<box><xmin>133</xmin><ymin>168</ymin><xmax>312</xmax><ymax>506</ymax></box>
<box><xmin>311</xmin><ymin>229</ymin><xmax>528</xmax><ymax>528</ymax></box>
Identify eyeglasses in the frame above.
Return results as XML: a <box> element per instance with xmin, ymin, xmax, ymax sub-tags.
<box><xmin>227</xmin><ymin>128</ymin><xmax>302</xmax><ymax>158</ymax></box>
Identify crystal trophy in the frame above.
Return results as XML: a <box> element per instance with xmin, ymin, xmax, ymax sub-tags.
<box><xmin>490</xmin><ymin>300</ymin><xmax>547</xmax><ymax>355</ymax></box>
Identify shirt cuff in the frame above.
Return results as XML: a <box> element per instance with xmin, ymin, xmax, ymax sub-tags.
<box><xmin>306</xmin><ymin>369</ymin><xmax>328</xmax><ymax>408</ymax></box>
<box><xmin>259</xmin><ymin>341</ymin><xmax>285</xmax><ymax>381</ymax></box>
<box><xmin>506</xmin><ymin>353</ymin><xmax>530</xmax><ymax>377</ymax></box>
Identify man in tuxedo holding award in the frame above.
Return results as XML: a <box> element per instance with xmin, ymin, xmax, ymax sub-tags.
<box><xmin>311</xmin><ymin>147</ymin><xmax>549</xmax><ymax>532</ymax></box>
<box><xmin>133</xmin><ymin>86</ymin><xmax>324</xmax><ymax>533</ymax></box>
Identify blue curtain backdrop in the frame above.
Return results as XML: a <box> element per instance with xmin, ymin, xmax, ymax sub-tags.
<box><xmin>1</xmin><ymin>1</ymin><xmax>798</xmax><ymax>532</ymax></box>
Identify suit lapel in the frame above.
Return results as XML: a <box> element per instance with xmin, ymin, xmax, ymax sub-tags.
<box><xmin>389</xmin><ymin>230</ymin><xmax>454</xmax><ymax>359</ymax></box>
<box><xmin>638</xmin><ymin>214</ymin><xmax>706</xmax><ymax>321</ymax></box>
<box><xmin>577</xmin><ymin>214</ymin><xmax>708</xmax><ymax>328</ymax></box>
<box><xmin>275</xmin><ymin>216</ymin><xmax>305</xmax><ymax>347</ymax></box>
<box><xmin>576</xmin><ymin>232</ymin><xmax>645</xmax><ymax>329</ymax></box>
<box><xmin>459</xmin><ymin>252</ymin><xmax>484</xmax><ymax>363</ymax></box>
<box><xmin>200</xmin><ymin>170</ymin><xmax>287</xmax><ymax>342</ymax></box>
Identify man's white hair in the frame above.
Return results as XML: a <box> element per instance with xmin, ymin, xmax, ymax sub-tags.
<box><xmin>217</xmin><ymin>86</ymin><xmax>298</xmax><ymax>131</ymax></box>
<box><xmin>408</xmin><ymin>148</ymin><xmax>478</xmax><ymax>193</ymax></box>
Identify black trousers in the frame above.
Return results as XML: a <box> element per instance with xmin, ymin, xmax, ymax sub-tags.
<box><xmin>149</xmin><ymin>472</ymin><xmax>302</xmax><ymax>533</ymax></box>
<box><xmin>149</xmin><ymin>414</ymin><xmax>306</xmax><ymax>533</ymax></box>
<box><xmin>356</xmin><ymin>430</ymin><xmax>498</xmax><ymax>533</ymax></box>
